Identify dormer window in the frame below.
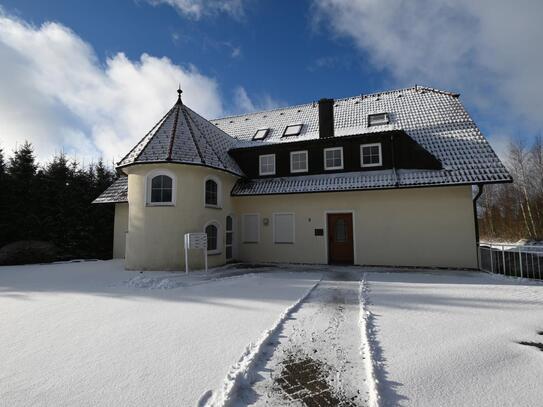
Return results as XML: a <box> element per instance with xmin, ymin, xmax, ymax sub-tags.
<box><xmin>282</xmin><ymin>124</ymin><xmax>303</xmax><ymax>137</ymax></box>
<box><xmin>368</xmin><ymin>113</ymin><xmax>389</xmax><ymax>127</ymax></box>
<box><xmin>360</xmin><ymin>143</ymin><xmax>382</xmax><ymax>167</ymax></box>
<box><xmin>259</xmin><ymin>154</ymin><xmax>276</xmax><ymax>176</ymax></box>
<box><xmin>253</xmin><ymin>128</ymin><xmax>269</xmax><ymax>140</ymax></box>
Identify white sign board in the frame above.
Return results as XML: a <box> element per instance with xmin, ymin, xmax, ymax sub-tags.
<box><xmin>184</xmin><ymin>233</ymin><xmax>208</xmax><ymax>273</ymax></box>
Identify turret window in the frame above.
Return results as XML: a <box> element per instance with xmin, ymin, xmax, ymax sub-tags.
<box><xmin>146</xmin><ymin>169</ymin><xmax>176</xmax><ymax>206</ymax></box>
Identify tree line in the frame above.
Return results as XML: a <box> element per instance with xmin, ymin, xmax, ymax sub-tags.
<box><xmin>0</xmin><ymin>142</ymin><xmax>116</xmax><ymax>260</ymax></box>
<box><xmin>479</xmin><ymin>137</ymin><xmax>543</xmax><ymax>242</ymax></box>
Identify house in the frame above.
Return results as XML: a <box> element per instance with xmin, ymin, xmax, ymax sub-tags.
<box><xmin>94</xmin><ymin>86</ymin><xmax>511</xmax><ymax>270</ymax></box>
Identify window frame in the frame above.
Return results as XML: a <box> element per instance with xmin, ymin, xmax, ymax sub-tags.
<box><xmin>242</xmin><ymin>213</ymin><xmax>260</xmax><ymax>243</ymax></box>
<box><xmin>259</xmin><ymin>154</ymin><xmax>276</xmax><ymax>176</ymax></box>
<box><xmin>282</xmin><ymin>124</ymin><xmax>303</xmax><ymax>137</ymax></box>
<box><xmin>360</xmin><ymin>143</ymin><xmax>383</xmax><ymax>168</ymax></box>
<box><xmin>290</xmin><ymin>150</ymin><xmax>309</xmax><ymax>173</ymax></box>
<box><xmin>323</xmin><ymin>147</ymin><xmax>344</xmax><ymax>171</ymax></box>
<box><xmin>204</xmin><ymin>220</ymin><xmax>222</xmax><ymax>255</ymax></box>
<box><xmin>367</xmin><ymin>113</ymin><xmax>390</xmax><ymax>127</ymax></box>
<box><xmin>273</xmin><ymin>212</ymin><xmax>295</xmax><ymax>244</ymax></box>
<box><xmin>145</xmin><ymin>169</ymin><xmax>176</xmax><ymax>206</ymax></box>
<box><xmin>253</xmin><ymin>128</ymin><xmax>269</xmax><ymax>141</ymax></box>
<box><xmin>204</xmin><ymin>175</ymin><xmax>222</xmax><ymax>208</ymax></box>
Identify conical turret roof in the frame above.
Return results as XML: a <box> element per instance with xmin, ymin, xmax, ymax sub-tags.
<box><xmin>117</xmin><ymin>92</ymin><xmax>243</xmax><ymax>176</ymax></box>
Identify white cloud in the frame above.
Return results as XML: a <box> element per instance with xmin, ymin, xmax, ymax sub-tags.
<box><xmin>233</xmin><ymin>86</ymin><xmax>284</xmax><ymax>114</ymax></box>
<box><xmin>312</xmin><ymin>0</ymin><xmax>543</xmax><ymax>132</ymax></box>
<box><xmin>146</xmin><ymin>0</ymin><xmax>245</xmax><ymax>20</ymax></box>
<box><xmin>0</xmin><ymin>13</ymin><xmax>224</xmax><ymax>163</ymax></box>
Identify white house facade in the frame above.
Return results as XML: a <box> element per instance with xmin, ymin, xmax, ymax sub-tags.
<box><xmin>94</xmin><ymin>86</ymin><xmax>511</xmax><ymax>270</ymax></box>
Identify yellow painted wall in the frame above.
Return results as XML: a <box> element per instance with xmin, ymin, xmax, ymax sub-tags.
<box><xmin>233</xmin><ymin>186</ymin><xmax>477</xmax><ymax>269</ymax></box>
<box><xmin>113</xmin><ymin>203</ymin><xmax>128</xmax><ymax>258</ymax></box>
<box><xmin>120</xmin><ymin>162</ymin><xmax>477</xmax><ymax>270</ymax></box>
<box><xmin>123</xmin><ymin>163</ymin><xmax>238</xmax><ymax>270</ymax></box>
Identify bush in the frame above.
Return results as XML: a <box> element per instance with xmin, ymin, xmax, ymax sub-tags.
<box><xmin>0</xmin><ymin>241</ymin><xmax>59</xmax><ymax>265</ymax></box>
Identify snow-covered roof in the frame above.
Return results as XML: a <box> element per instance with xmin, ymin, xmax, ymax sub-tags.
<box><xmin>117</xmin><ymin>91</ymin><xmax>243</xmax><ymax>176</ymax></box>
<box><xmin>215</xmin><ymin>86</ymin><xmax>511</xmax><ymax>195</ymax></box>
<box><xmin>95</xmin><ymin>86</ymin><xmax>511</xmax><ymax>202</ymax></box>
<box><xmin>92</xmin><ymin>177</ymin><xmax>128</xmax><ymax>204</ymax></box>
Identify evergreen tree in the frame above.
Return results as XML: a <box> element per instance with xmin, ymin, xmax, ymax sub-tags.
<box><xmin>6</xmin><ymin>142</ymin><xmax>38</xmax><ymax>242</ymax></box>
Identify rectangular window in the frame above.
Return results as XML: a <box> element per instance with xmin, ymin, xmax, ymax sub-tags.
<box><xmin>242</xmin><ymin>214</ymin><xmax>260</xmax><ymax>243</ymax></box>
<box><xmin>360</xmin><ymin>143</ymin><xmax>382</xmax><ymax>167</ymax></box>
<box><xmin>368</xmin><ymin>113</ymin><xmax>389</xmax><ymax>126</ymax></box>
<box><xmin>259</xmin><ymin>154</ymin><xmax>276</xmax><ymax>176</ymax></box>
<box><xmin>290</xmin><ymin>150</ymin><xmax>308</xmax><ymax>173</ymax></box>
<box><xmin>324</xmin><ymin>147</ymin><xmax>343</xmax><ymax>170</ymax></box>
<box><xmin>253</xmin><ymin>128</ymin><xmax>269</xmax><ymax>140</ymax></box>
<box><xmin>283</xmin><ymin>124</ymin><xmax>303</xmax><ymax>137</ymax></box>
<box><xmin>273</xmin><ymin>213</ymin><xmax>295</xmax><ymax>244</ymax></box>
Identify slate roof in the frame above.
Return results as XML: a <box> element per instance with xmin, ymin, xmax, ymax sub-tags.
<box><xmin>95</xmin><ymin>86</ymin><xmax>511</xmax><ymax>202</ymax></box>
<box><xmin>93</xmin><ymin>177</ymin><xmax>128</xmax><ymax>204</ymax></box>
<box><xmin>214</xmin><ymin>86</ymin><xmax>511</xmax><ymax>195</ymax></box>
<box><xmin>117</xmin><ymin>92</ymin><xmax>242</xmax><ymax>176</ymax></box>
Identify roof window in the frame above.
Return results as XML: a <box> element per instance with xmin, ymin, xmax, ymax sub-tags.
<box><xmin>253</xmin><ymin>128</ymin><xmax>269</xmax><ymax>140</ymax></box>
<box><xmin>368</xmin><ymin>113</ymin><xmax>389</xmax><ymax>127</ymax></box>
<box><xmin>282</xmin><ymin>124</ymin><xmax>303</xmax><ymax>137</ymax></box>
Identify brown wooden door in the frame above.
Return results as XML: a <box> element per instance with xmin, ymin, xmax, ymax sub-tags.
<box><xmin>327</xmin><ymin>213</ymin><xmax>354</xmax><ymax>265</ymax></box>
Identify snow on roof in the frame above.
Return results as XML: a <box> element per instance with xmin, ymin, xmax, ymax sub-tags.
<box><xmin>92</xmin><ymin>177</ymin><xmax>128</xmax><ymax>204</ymax></box>
<box><xmin>214</xmin><ymin>86</ymin><xmax>511</xmax><ymax>195</ymax></box>
<box><xmin>96</xmin><ymin>86</ymin><xmax>511</xmax><ymax>202</ymax></box>
<box><xmin>117</xmin><ymin>94</ymin><xmax>243</xmax><ymax>176</ymax></box>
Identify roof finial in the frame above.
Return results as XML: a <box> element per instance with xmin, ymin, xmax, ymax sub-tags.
<box><xmin>177</xmin><ymin>84</ymin><xmax>183</xmax><ymax>104</ymax></box>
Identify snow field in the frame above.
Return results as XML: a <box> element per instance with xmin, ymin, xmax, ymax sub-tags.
<box><xmin>365</xmin><ymin>271</ymin><xmax>543</xmax><ymax>407</ymax></box>
<box><xmin>0</xmin><ymin>261</ymin><xmax>321</xmax><ymax>407</ymax></box>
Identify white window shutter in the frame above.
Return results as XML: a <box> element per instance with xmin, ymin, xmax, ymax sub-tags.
<box><xmin>242</xmin><ymin>214</ymin><xmax>259</xmax><ymax>243</ymax></box>
<box><xmin>273</xmin><ymin>213</ymin><xmax>295</xmax><ymax>243</ymax></box>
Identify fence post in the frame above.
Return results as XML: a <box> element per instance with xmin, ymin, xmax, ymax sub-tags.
<box><xmin>518</xmin><ymin>246</ymin><xmax>523</xmax><ymax>278</ymax></box>
<box><xmin>502</xmin><ymin>245</ymin><xmax>506</xmax><ymax>275</ymax></box>
<box><xmin>490</xmin><ymin>245</ymin><xmax>494</xmax><ymax>273</ymax></box>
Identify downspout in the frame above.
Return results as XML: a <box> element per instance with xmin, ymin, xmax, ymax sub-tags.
<box><xmin>473</xmin><ymin>184</ymin><xmax>484</xmax><ymax>268</ymax></box>
<box><xmin>391</xmin><ymin>133</ymin><xmax>399</xmax><ymax>187</ymax></box>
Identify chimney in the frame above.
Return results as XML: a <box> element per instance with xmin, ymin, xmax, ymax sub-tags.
<box><xmin>318</xmin><ymin>98</ymin><xmax>334</xmax><ymax>138</ymax></box>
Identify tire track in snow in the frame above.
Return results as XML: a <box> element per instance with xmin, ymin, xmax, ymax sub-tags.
<box><xmin>201</xmin><ymin>275</ymin><xmax>323</xmax><ymax>407</ymax></box>
<box><xmin>359</xmin><ymin>273</ymin><xmax>381</xmax><ymax>407</ymax></box>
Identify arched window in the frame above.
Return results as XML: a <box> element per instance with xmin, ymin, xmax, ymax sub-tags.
<box><xmin>205</xmin><ymin>179</ymin><xmax>218</xmax><ymax>206</ymax></box>
<box><xmin>204</xmin><ymin>176</ymin><xmax>221</xmax><ymax>208</ymax></box>
<box><xmin>204</xmin><ymin>221</ymin><xmax>221</xmax><ymax>255</ymax></box>
<box><xmin>146</xmin><ymin>169</ymin><xmax>176</xmax><ymax>205</ymax></box>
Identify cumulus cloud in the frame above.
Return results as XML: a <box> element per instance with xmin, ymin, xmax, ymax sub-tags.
<box><xmin>312</xmin><ymin>0</ymin><xmax>543</xmax><ymax>132</ymax></box>
<box><xmin>0</xmin><ymin>13</ymin><xmax>224</xmax><ymax>163</ymax></box>
<box><xmin>146</xmin><ymin>0</ymin><xmax>245</xmax><ymax>20</ymax></box>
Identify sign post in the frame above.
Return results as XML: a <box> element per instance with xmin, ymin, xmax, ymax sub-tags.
<box><xmin>184</xmin><ymin>232</ymin><xmax>208</xmax><ymax>273</ymax></box>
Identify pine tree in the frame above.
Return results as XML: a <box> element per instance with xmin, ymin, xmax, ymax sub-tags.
<box><xmin>6</xmin><ymin>142</ymin><xmax>38</xmax><ymax>242</ymax></box>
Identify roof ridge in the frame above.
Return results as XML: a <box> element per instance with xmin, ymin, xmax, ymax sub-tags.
<box><xmin>180</xmin><ymin>105</ymin><xmax>205</xmax><ymax>164</ymax></box>
<box><xmin>212</xmin><ymin>85</ymin><xmax>460</xmax><ymax>122</ymax></box>
<box><xmin>186</xmin><ymin>108</ymin><xmax>229</xmax><ymax>170</ymax></box>
<box><xmin>166</xmin><ymin>103</ymin><xmax>181</xmax><ymax>161</ymax></box>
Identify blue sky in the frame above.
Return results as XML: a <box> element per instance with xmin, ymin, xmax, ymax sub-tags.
<box><xmin>0</xmin><ymin>0</ymin><xmax>541</xmax><ymax>163</ymax></box>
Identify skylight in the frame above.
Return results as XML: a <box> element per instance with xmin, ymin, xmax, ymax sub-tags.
<box><xmin>282</xmin><ymin>124</ymin><xmax>303</xmax><ymax>137</ymax></box>
<box><xmin>253</xmin><ymin>128</ymin><xmax>269</xmax><ymax>140</ymax></box>
<box><xmin>368</xmin><ymin>113</ymin><xmax>389</xmax><ymax>126</ymax></box>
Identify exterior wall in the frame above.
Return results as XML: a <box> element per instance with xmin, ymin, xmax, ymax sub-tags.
<box><xmin>113</xmin><ymin>203</ymin><xmax>129</xmax><ymax>258</ymax></box>
<box><xmin>123</xmin><ymin>163</ymin><xmax>238</xmax><ymax>270</ymax></box>
<box><xmin>233</xmin><ymin>185</ymin><xmax>477</xmax><ymax>269</ymax></box>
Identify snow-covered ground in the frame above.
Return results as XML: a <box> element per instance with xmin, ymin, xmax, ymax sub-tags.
<box><xmin>1</xmin><ymin>261</ymin><xmax>542</xmax><ymax>407</ymax></box>
<box><xmin>0</xmin><ymin>261</ymin><xmax>321</xmax><ymax>406</ymax></box>
<box><xmin>366</xmin><ymin>270</ymin><xmax>543</xmax><ymax>407</ymax></box>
